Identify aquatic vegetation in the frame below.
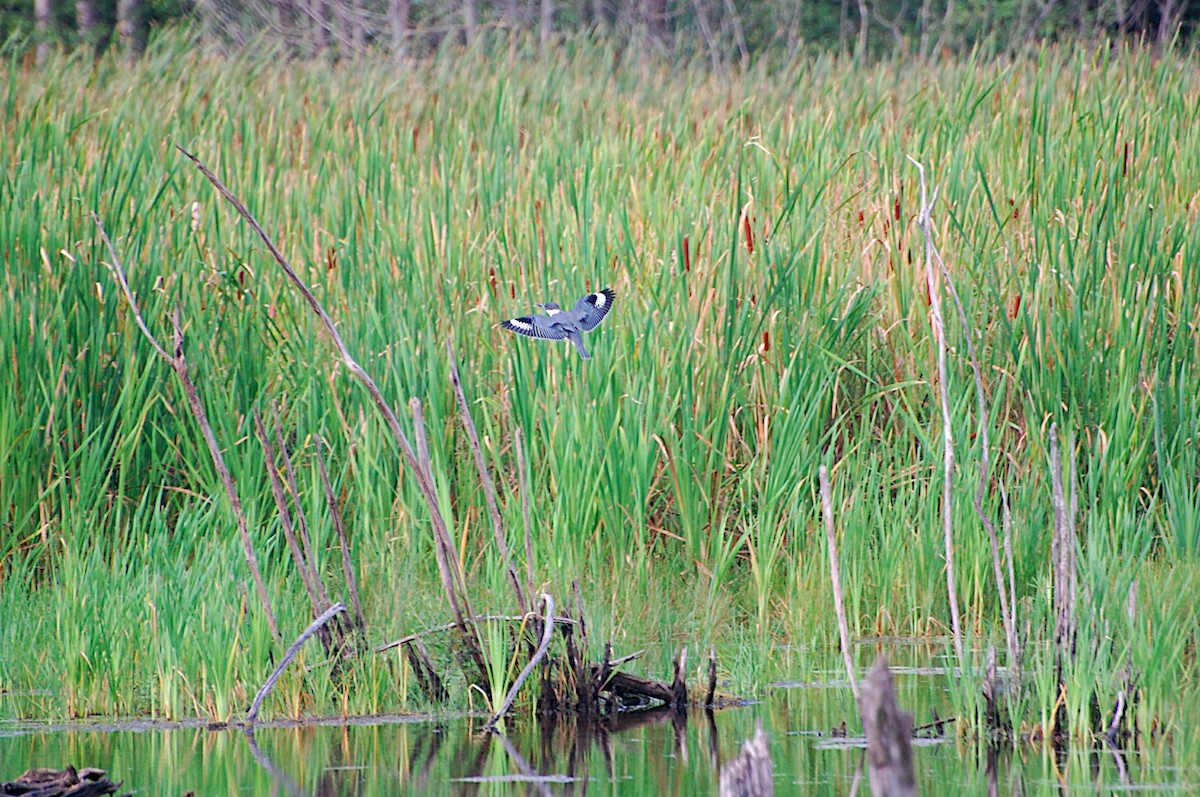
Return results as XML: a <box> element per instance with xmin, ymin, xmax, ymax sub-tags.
<box><xmin>1</xmin><ymin>35</ymin><xmax>1199</xmax><ymax>742</ymax></box>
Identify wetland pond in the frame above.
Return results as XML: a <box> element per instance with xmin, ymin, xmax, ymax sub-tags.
<box><xmin>1</xmin><ymin>646</ymin><xmax>1193</xmax><ymax>795</ymax></box>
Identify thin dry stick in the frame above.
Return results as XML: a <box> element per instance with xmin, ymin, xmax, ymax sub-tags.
<box><xmin>408</xmin><ymin>396</ymin><xmax>481</xmax><ymax>641</ymax></box>
<box><xmin>253</xmin><ymin>408</ymin><xmax>324</xmax><ymax>615</ymax></box>
<box><xmin>410</xmin><ymin>397</ymin><xmax>435</xmax><ymax>485</ymax></box>
<box><xmin>247</xmin><ymin>601</ymin><xmax>347</xmax><ymax>722</ymax></box>
<box><xmin>316</xmin><ymin>437</ymin><xmax>363</xmax><ymax>626</ymax></box>
<box><xmin>819</xmin><ymin>465</ymin><xmax>859</xmax><ymax>699</ymax></box>
<box><xmin>908</xmin><ymin>156</ymin><xmax>965</xmax><ymax>667</ymax></box>
<box><xmin>1000</xmin><ymin>482</ymin><xmax>1017</xmax><ymax>649</ymax></box>
<box><xmin>373</xmin><ymin>611</ymin><xmax>577</xmax><ymax>654</ymax></box>
<box><xmin>177</xmin><ymin>146</ymin><xmax>484</xmax><ymax>675</ymax></box>
<box><xmin>271</xmin><ymin>403</ymin><xmax>333</xmax><ymax>608</ymax></box>
<box><xmin>95</xmin><ymin>214</ymin><xmax>281</xmax><ymax>642</ymax></box>
<box><xmin>922</xmin><ymin>189</ymin><xmax>1020</xmax><ymax>678</ymax></box>
<box><xmin>484</xmin><ymin>594</ymin><xmax>556</xmax><ymax>731</ymax></box>
<box><xmin>447</xmin><ymin>340</ymin><xmax>529</xmax><ymax>614</ymax></box>
<box><xmin>514</xmin><ymin>426</ymin><xmax>536</xmax><ymax>601</ymax></box>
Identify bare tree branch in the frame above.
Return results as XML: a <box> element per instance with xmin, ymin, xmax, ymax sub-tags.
<box><xmin>176</xmin><ymin>146</ymin><xmax>488</xmax><ymax>682</ymax></box>
<box><xmin>95</xmin><ymin>213</ymin><xmax>281</xmax><ymax>642</ymax></box>
<box><xmin>907</xmin><ymin>156</ymin><xmax>964</xmax><ymax>667</ymax></box>
<box><xmin>484</xmin><ymin>594</ymin><xmax>556</xmax><ymax>730</ymax></box>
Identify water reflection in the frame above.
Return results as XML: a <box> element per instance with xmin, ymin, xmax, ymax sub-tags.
<box><xmin>5</xmin><ymin>655</ymin><xmax>1200</xmax><ymax>797</ymax></box>
<box><xmin>2</xmin><ymin>704</ymin><xmax>1195</xmax><ymax>796</ymax></box>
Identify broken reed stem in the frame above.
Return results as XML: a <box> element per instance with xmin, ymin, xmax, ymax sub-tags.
<box><xmin>908</xmin><ymin>156</ymin><xmax>965</xmax><ymax>668</ymax></box>
<box><xmin>253</xmin><ymin>408</ymin><xmax>325</xmax><ymax>617</ymax></box>
<box><xmin>373</xmin><ymin>612</ymin><xmax>577</xmax><ymax>655</ymax></box>
<box><xmin>1001</xmin><ymin>482</ymin><xmax>1017</xmax><ymax>650</ymax></box>
<box><xmin>1048</xmin><ymin>422</ymin><xmax>1077</xmax><ymax>673</ymax></box>
<box><xmin>819</xmin><ymin>465</ymin><xmax>859</xmax><ymax>699</ymax></box>
<box><xmin>247</xmin><ymin>602</ymin><xmax>347</xmax><ymax>722</ymax></box>
<box><xmin>1105</xmin><ymin>690</ymin><xmax>1127</xmax><ymax>742</ymax></box>
<box><xmin>447</xmin><ymin>340</ymin><xmax>529</xmax><ymax>615</ymax></box>
<box><xmin>925</xmin><ymin>184</ymin><xmax>1020</xmax><ymax>680</ymax></box>
<box><xmin>484</xmin><ymin>594</ymin><xmax>556</xmax><ymax>730</ymax></box>
<box><xmin>176</xmin><ymin>146</ymin><xmax>487</xmax><ymax>680</ymax></box>
<box><xmin>705</xmin><ymin>648</ymin><xmax>718</xmax><ymax>708</ymax></box>
<box><xmin>316</xmin><ymin>437</ymin><xmax>364</xmax><ymax>627</ymax></box>
<box><xmin>95</xmin><ymin>214</ymin><xmax>281</xmax><ymax>643</ymax></box>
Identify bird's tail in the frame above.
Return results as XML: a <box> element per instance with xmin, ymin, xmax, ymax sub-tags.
<box><xmin>569</xmin><ymin>332</ymin><xmax>592</xmax><ymax>360</ymax></box>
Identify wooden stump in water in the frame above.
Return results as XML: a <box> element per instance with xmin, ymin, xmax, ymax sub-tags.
<box><xmin>860</xmin><ymin>655</ymin><xmax>916</xmax><ymax>797</ymax></box>
<box><xmin>719</xmin><ymin>722</ymin><xmax>773</xmax><ymax>797</ymax></box>
<box><xmin>2</xmin><ymin>765</ymin><xmax>126</xmax><ymax>797</ymax></box>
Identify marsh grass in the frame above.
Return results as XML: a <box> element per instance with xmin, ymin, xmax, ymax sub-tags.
<box><xmin>2</xmin><ymin>34</ymin><xmax>1200</xmax><ymax>737</ymax></box>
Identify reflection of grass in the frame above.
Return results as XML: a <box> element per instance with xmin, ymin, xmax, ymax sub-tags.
<box><xmin>2</xmin><ymin>38</ymin><xmax>1200</xmax><ymax>737</ymax></box>
<box><xmin>0</xmin><ymin>699</ymin><xmax>1193</xmax><ymax>796</ymax></box>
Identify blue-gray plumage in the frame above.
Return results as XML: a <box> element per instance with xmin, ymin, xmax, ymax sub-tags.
<box><xmin>500</xmin><ymin>288</ymin><xmax>615</xmax><ymax>360</ymax></box>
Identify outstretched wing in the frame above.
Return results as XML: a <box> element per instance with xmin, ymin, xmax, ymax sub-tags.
<box><xmin>500</xmin><ymin>314</ymin><xmax>568</xmax><ymax>340</ymax></box>
<box><xmin>571</xmin><ymin>288</ymin><xmax>616</xmax><ymax>332</ymax></box>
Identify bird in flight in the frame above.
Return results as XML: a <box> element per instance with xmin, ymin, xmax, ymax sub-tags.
<box><xmin>500</xmin><ymin>288</ymin><xmax>615</xmax><ymax>360</ymax></box>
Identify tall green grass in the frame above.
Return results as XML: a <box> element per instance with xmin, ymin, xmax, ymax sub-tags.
<box><xmin>2</xmin><ymin>34</ymin><xmax>1199</xmax><ymax>734</ymax></box>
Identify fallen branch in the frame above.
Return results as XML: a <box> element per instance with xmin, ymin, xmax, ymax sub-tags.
<box><xmin>247</xmin><ymin>601</ymin><xmax>347</xmax><ymax>722</ymax></box>
<box><xmin>484</xmin><ymin>594</ymin><xmax>556</xmax><ymax>730</ymax></box>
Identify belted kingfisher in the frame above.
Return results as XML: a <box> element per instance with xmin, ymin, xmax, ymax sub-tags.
<box><xmin>500</xmin><ymin>288</ymin><xmax>615</xmax><ymax>360</ymax></box>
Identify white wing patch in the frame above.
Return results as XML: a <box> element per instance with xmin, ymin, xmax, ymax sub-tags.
<box><xmin>508</xmin><ymin>319</ymin><xmax>535</xmax><ymax>332</ymax></box>
<box><xmin>592</xmin><ymin>291</ymin><xmax>608</xmax><ymax>308</ymax></box>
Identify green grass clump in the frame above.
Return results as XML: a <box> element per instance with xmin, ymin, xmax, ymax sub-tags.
<box><xmin>2</xmin><ymin>34</ymin><xmax>1199</xmax><ymax>736</ymax></box>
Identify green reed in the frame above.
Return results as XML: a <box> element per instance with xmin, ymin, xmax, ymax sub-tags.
<box><xmin>1</xmin><ymin>34</ymin><xmax>1199</xmax><ymax>735</ymax></box>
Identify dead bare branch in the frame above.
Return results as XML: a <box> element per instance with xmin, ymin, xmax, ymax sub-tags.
<box><xmin>176</xmin><ymin>145</ymin><xmax>487</xmax><ymax>681</ymax></box>
<box><xmin>247</xmin><ymin>602</ymin><xmax>347</xmax><ymax>722</ymax></box>
<box><xmin>907</xmin><ymin>155</ymin><xmax>965</xmax><ymax>667</ymax></box>
<box><xmin>484</xmin><ymin>594</ymin><xmax>556</xmax><ymax>730</ymax></box>
<box><xmin>448</xmin><ymin>340</ymin><xmax>529</xmax><ymax>614</ymax></box>
<box><xmin>819</xmin><ymin>464</ymin><xmax>859</xmax><ymax>699</ymax></box>
<box><xmin>95</xmin><ymin>213</ymin><xmax>281</xmax><ymax>642</ymax></box>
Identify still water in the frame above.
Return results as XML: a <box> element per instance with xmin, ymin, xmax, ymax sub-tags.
<box><xmin>1</xmin><ymin>656</ymin><xmax>1194</xmax><ymax>795</ymax></box>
